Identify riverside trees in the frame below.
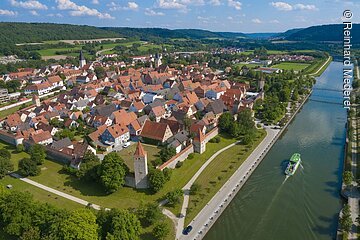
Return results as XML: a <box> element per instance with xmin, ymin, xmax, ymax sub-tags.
<box><xmin>0</xmin><ymin>188</ymin><xmax>150</xmax><ymax>240</ymax></box>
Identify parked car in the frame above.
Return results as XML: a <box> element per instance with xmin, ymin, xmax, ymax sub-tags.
<box><xmin>183</xmin><ymin>225</ymin><xmax>193</xmax><ymax>235</ymax></box>
<box><xmin>123</xmin><ymin>142</ymin><xmax>131</xmax><ymax>148</ymax></box>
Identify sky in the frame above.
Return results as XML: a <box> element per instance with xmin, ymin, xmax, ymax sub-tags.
<box><xmin>0</xmin><ymin>0</ymin><xmax>359</xmax><ymax>33</ymax></box>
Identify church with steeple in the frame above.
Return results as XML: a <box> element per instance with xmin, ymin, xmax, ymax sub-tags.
<box><xmin>133</xmin><ymin>142</ymin><xmax>149</xmax><ymax>189</ymax></box>
<box><xmin>79</xmin><ymin>50</ymin><xmax>86</xmax><ymax>68</ymax></box>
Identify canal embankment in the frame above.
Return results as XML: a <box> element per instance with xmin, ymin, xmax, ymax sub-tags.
<box><xmin>181</xmin><ymin>90</ymin><xmax>313</xmax><ymax>240</ymax></box>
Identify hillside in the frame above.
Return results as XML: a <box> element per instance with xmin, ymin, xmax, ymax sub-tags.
<box><xmin>102</xmin><ymin>27</ymin><xmax>246</xmax><ymax>40</ymax></box>
<box><xmin>285</xmin><ymin>24</ymin><xmax>360</xmax><ymax>42</ymax></box>
<box><xmin>0</xmin><ymin>22</ymin><xmax>121</xmax><ymax>44</ymax></box>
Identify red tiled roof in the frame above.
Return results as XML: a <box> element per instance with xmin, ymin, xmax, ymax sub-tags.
<box><xmin>140</xmin><ymin>121</ymin><xmax>170</xmax><ymax>141</ymax></box>
<box><xmin>134</xmin><ymin>141</ymin><xmax>146</xmax><ymax>157</ymax></box>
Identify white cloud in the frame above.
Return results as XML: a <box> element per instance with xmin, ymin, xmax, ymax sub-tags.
<box><xmin>47</xmin><ymin>13</ymin><xmax>63</xmax><ymax>17</ymax></box>
<box><xmin>92</xmin><ymin>0</ymin><xmax>99</xmax><ymax>4</ymax></box>
<box><xmin>127</xmin><ymin>2</ymin><xmax>139</xmax><ymax>10</ymax></box>
<box><xmin>56</xmin><ymin>0</ymin><xmax>114</xmax><ymax>19</ymax></box>
<box><xmin>210</xmin><ymin>0</ymin><xmax>221</xmax><ymax>6</ymax></box>
<box><xmin>108</xmin><ymin>1</ymin><xmax>138</xmax><ymax>11</ymax></box>
<box><xmin>227</xmin><ymin>16</ymin><xmax>233</xmax><ymax>20</ymax></box>
<box><xmin>270</xmin><ymin>19</ymin><xmax>280</xmax><ymax>24</ymax></box>
<box><xmin>157</xmin><ymin>0</ymin><xmax>186</xmax><ymax>9</ymax></box>
<box><xmin>0</xmin><ymin>9</ymin><xmax>18</xmax><ymax>16</ymax></box>
<box><xmin>29</xmin><ymin>10</ymin><xmax>38</xmax><ymax>15</ymax></box>
<box><xmin>145</xmin><ymin>8</ymin><xmax>164</xmax><ymax>16</ymax></box>
<box><xmin>293</xmin><ymin>3</ymin><xmax>317</xmax><ymax>10</ymax></box>
<box><xmin>251</xmin><ymin>18</ymin><xmax>262</xmax><ymax>24</ymax></box>
<box><xmin>10</xmin><ymin>0</ymin><xmax>48</xmax><ymax>10</ymax></box>
<box><xmin>228</xmin><ymin>0</ymin><xmax>242</xmax><ymax>10</ymax></box>
<box><xmin>270</xmin><ymin>2</ymin><xmax>317</xmax><ymax>11</ymax></box>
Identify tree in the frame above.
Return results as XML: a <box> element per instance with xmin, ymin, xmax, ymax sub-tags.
<box><xmin>55</xmin><ymin>129</ymin><xmax>75</xmax><ymax>141</ymax></box>
<box><xmin>105</xmin><ymin>209</ymin><xmax>141</xmax><ymax>240</ymax></box>
<box><xmin>0</xmin><ymin>148</ymin><xmax>11</xmax><ymax>160</ymax></box>
<box><xmin>29</xmin><ymin>144</ymin><xmax>46</xmax><ymax>165</ymax></box>
<box><xmin>57</xmin><ymin>209</ymin><xmax>98</xmax><ymax>240</ymax></box>
<box><xmin>183</xmin><ymin>116</ymin><xmax>191</xmax><ymax>131</ymax></box>
<box><xmin>94</xmin><ymin>66</ymin><xmax>106</xmax><ymax>79</ymax></box>
<box><xmin>340</xmin><ymin>204</ymin><xmax>352</xmax><ymax>233</ymax></box>
<box><xmin>137</xmin><ymin>202</ymin><xmax>163</xmax><ymax>226</ymax></box>
<box><xmin>99</xmin><ymin>152</ymin><xmax>128</xmax><ymax>193</ymax></box>
<box><xmin>219</xmin><ymin>112</ymin><xmax>233</xmax><ymax>133</ymax></box>
<box><xmin>159</xmin><ymin>147</ymin><xmax>176</xmax><ymax>162</ymax></box>
<box><xmin>343</xmin><ymin>171</ymin><xmax>353</xmax><ymax>186</ymax></box>
<box><xmin>0</xmin><ymin>190</ymin><xmax>34</xmax><ymax>237</ymax></box>
<box><xmin>76</xmin><ymin>151</ymin><xmax>100</xmax><ymax>181</ymax></box>
<box><xmin>16</xmin><ymin>144</ymin><xmax>25</xmax><ymax>153</ymax></box>
<box><xmin>190</xmin><ymin>183</ymin><xmax>201</xmax><ymax>195</ymax></box>
<box><xmin>152</xmin><ymin>222</ymin><xmax>169</xmax><ymax>240</ymax></box>
<box><xmin>237</xmin><ymin>109</ymin><xmax>255</xmax><ymax>134</ymax></box>
<box><xmin>165</xmin><ymin>189</ymin><xmax>183</xmax><ymax>206</ymax></box>
<box><xmin>19</xmin><ymin>158</ymin><xmax>40</xmax><ymax>177</ymax></box>
<box><xmin>0</xmin><ymin>156</ymin><xmax>14</xmax><ymax>179</ymax></box>
<box><xmin>148</xmin><ymin>169</ymin><xmax>166</xmax><ymax>192</ymax></box>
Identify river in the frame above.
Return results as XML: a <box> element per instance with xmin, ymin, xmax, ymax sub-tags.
<box><xmin>204</xmin><ymin>61</ymin><xmax>347</xmax><ymax>240</ymax></box>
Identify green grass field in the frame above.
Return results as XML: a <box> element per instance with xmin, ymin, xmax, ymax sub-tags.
<box><xmin>185</xmin><ymin>129</ymin><xmax>267</xmax><ymax>226</ymax></box>
<box><xmin>0</xmin><ymin>140</ymin><xmax>29</xmax><ymax>170</ymax></box>
<box><xmin>0</xmin><ymin>103</ymin><xmax>32</xmax><ymax>119</ymax></box>
<box><xmin>235</xmin><ymin>63</ymin><xmax>261</xmax><ymax>69</ymax></box>
<box><xmin>272</xmin><ymin>62</ymin><xmax>311</xmax><ymax>71</ymax></box>
<box><xmin>117</xmin><ymin>143</ymin><xmax>160</xmax><ymax>172</ymax></box>
<box><xmin>26</xmin><ymin>134</ymin><xmax>237</xmax><ymax>212</ymax></box>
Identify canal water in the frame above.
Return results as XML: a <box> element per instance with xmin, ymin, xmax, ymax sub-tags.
<box><xmin>204</xmin><ymin>61</ymin><xmax>347</xmax><ymax>240</ymax></box>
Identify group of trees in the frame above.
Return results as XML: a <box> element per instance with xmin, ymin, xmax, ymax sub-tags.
<box><xmin>219</xmin><ymin>110</ymin><xmax>257</xmax><ymax>144</ymax></box>
<box><xmin>148</xmin><ymin>168</ymin><xmax>172</xmax><ymax>193</ymax></box>
<box><xmin>0</xmin><ymin>148</ymin><xmax>13</xmax><ymax>179</ymax></box>
<box><xmin>0</xmin><ymin>187</ymin><xmax>156</xmax><ymax>240</ymax></box>
<box><xmin>18</xmin><ymin>144</ymin><xmax>46</xmax><ymax>177</ymax></box>
<box><xmin>68</xmin><ymin>151</ymin><xmax>128</xmax><ymax>194</ymax></box>
<box><xmin>0</xmin><ymin>80</ymin><xmax>21</xmax><ymax>94</ymax></box>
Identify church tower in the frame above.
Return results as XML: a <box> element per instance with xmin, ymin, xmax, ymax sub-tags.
<box><xmin>79</xmin><ymin>50</ymin><xmax>86</xmax><ymax>68</ymax></box>
<box><xmin>154</xmin><ymin>53</ymin><xmax>162</xmax><ymax>68</ymax></box>
<box><xmin>32</xmin><ymin>94</ymin><xmax>40</xmax><ymax>107</ymax></box>
<box><xmin>134</xmin><ymin>142</ymin><xmax>149</xmax><ymax>189</ymax></box>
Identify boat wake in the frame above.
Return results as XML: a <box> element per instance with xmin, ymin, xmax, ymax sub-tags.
<box><xmin>282</xmin><ymin>175</ymin><xmax>290</xmax><ymax>185</ymax></box>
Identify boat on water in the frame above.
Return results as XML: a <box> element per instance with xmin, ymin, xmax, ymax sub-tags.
<box><xmin>285</xmin><ymin>153</ymin><xmax>301</xmax><ymax>176</ymax></box>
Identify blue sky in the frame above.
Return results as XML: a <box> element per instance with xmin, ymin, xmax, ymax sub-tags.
<box><xmin>0</xmin><ymin>0</ymin><xmax>359</xmax><ymax>33</ymax></box>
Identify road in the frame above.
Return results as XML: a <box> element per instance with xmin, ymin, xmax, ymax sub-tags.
<box><xmin>179</xmin><ymin>127</ymin><xmax>279</xmax><ymax>240</ymax></box>
<box><xmin>10</xmin><ymin>173</ymin><xmax>102</xmax><ymax>210</ymax></box>
<box><xmin>176</xmin><ymin>139</ymin><xmax>242</xmax><ymax>238</ymax></box>
<box><xmin>348</xmin><ymin>112</ymin><xmax>360</xmax><ymax>239</ymax></box>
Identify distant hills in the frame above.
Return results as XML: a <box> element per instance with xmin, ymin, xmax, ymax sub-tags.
<box><xmin>0</xmin><ymin>22</ymin><xmax>359</xmax><ymax>44</ymax></box>
<box><xmin>284</xmin><ymin>24</ymin><xmax>360</xmax><ymax>42</ymax></box>
<box><xmin>0</xmin><ymin>22</ymin><xmax>120</xmax><ymax>44</ymax></box>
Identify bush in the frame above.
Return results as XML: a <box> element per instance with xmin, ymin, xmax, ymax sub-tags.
<box><xmin>209</xmin><ymin>136</ymin><xmax>221</xmax><ymax>143</ymax></box>
<box><xmin>18</xmin><ymin>158</ymin><xmax>40</xmax><ymax>176</ymax></box>
<box><xmin>190</xmin><ymin>183</ymin><xmax>201</xmax><ymax>195</ymax></box>
<box><xmin>16</xmin><ymin>144</ymin><xmax>25</xmax><ymax>153</ymax></box>
<box><xmin>153</xmin><ymin>158</ymin><xmax>163</xmax><ymax>167</ymax></box>
<box><xmin>165</xmin><ymin>189</ymin><xmax>183</xmax><ymax>206</ymax></box>
<box><xmin>175</xmin><ymin>161</ymin><xmax>183</xmax><ymax>168</ymax></box>
<box><xmin>187</xmin><ymin>153</ymin><xmax>195</xmax><ymax>159</ymax></box>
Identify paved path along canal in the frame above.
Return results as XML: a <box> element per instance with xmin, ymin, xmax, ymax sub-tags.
<box><xmin>204</xmin><ymin>61</ymin><xmax>347</xmax><ymax>240</ymax></box>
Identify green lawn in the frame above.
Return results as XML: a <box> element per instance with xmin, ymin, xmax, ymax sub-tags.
<box><xmin>117</xmin><ymin>143</ymin><xmax>160</xmax><ymax>172</ymax></box>
<box><xmin>185</xmin><ymin>129</ymin><xmax>267</xmax><ymax>226</ymax></box>
<box><xmin>0</xmin><ymin>103</ymin><xmax>31</xmax><ymax>119</ymax></box>
<box><xmin>0</xmin><ymin>176</ymin><xmax>82</xmax><ymax>210</ymax></box>
<box><xmin>21</xmin><ymin>134</ymin><xmax>237</xmax><ymax>214</ymax></box>
<box><xmin>0</xmin><ymin>140</ymin><xmax>29</xmax><ymax>171</ymax></box>
<box><xmin>235</xmin><ymin>63</ymin><xmax>261</xmax><ymax>69</ymax></box>
<box><xmin>272</xmin><ymin>62</ymin><xmax>311</xmax><ymax>71</ymax></box>
<box><xmin>37</xmin><ymin>47</ymin><xmax>82</xmax><ymax>56</ymax></box>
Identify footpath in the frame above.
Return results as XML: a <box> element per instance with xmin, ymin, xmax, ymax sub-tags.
<box><xmin>10</xmin><ymin>173</ymin><xmax>101</xmax><ymax>210</ymax></box>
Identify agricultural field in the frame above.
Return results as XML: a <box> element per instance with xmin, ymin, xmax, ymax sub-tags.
<box><xmin>272</xmin><ymin>62</ymin><xmax>311</xmax><ymax>71</ymax></box>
